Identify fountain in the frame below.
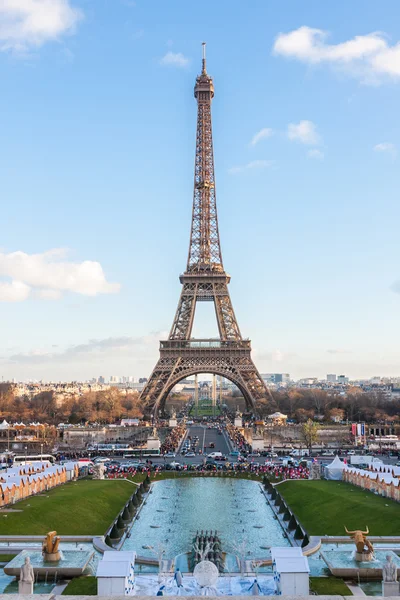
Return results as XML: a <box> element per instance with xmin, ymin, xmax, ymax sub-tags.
<box><xmin>344</xmin><ymin>526</ymin><xmax>374</xmax><ymax>562</ymax></box>
<box><xmin>42</xmin><ymin>531</ymin><xmax>61</xmax><ymax>562</ymax></box>
<box><xmin>320</xmin><ymin>526</ymin><xmax>400</xmax><ymax>579</ymax></box>
<box><xmin>4</xmin><ymin>531</ymin><xmax>94</xmax><ymax>580</ymax></box>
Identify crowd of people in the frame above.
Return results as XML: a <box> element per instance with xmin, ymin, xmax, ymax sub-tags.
<box><xmin>263</xmin><ymin>462</ymin><xmax>309</xmax><ymax>480</ymax></box>
<box><xmin>160</xmin><ymin>424</ymin><xmax>186</xmax><ymax>454</ymax></box>
<box><xmin>101</xmin><ymin>458</ymin><xmax>309</xmax><ymax>480</ymax></box>
<box><xmin>225</xmin><ymin>423</ymin><xmax>252</xmax><ymax>453</ymax></box>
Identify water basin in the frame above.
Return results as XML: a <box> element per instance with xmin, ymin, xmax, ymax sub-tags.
<box><xmin>123</xmin><ymin>478</ymin><xmax>289</xmax><ymax>568</ymax></box>
<box><xmin>321</xmin><ymin>549</ymin><xmax>400</xmax><ymax>579</ymax></box>
<box><xmin>4</xmin><ymin>549</ymin><xmax>94</xmax><ymax>579</ymax></box>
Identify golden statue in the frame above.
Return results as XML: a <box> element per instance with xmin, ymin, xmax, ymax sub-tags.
<box><xmin>42</xmin><ymin>531</ymin><xmax>61</xmax><ymax>561</ymax></box>
<box><xmin>344</xmin><ymin>526</ymin><xmax>374</xmax><ymax>558</ymax></box>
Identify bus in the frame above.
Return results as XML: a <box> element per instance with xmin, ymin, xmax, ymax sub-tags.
<box><xmin>90</xmin><ymin>443</ymin><xmax>133</xmax><ymax>453</ymax></box>
<box><xmin>13</xmin><ymin>454</ymin><xmax>56</xmax><ymax>465</ymax></box>
<box><xmin>123</xmin><ymin>449</ymin><xmax>161</xmax><ymax>458</ymax></box>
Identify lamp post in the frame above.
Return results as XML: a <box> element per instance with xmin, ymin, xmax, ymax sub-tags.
<box><xmin>24</xmin><ymin>445</ymin><xmax>27</xmax><ymax>465</ymax></box>
<box><xmin>40</xmin><ymin>444</ymin><xmax>43</xmax><ymax>462</ymax></box>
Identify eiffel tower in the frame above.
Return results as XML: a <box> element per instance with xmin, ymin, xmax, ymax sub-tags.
<box><xmin>141</xmin><ymin>44</ymin><xmax>272</xmax><ymax>417</ymax></box>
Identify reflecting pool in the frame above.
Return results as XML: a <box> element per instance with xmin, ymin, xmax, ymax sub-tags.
<box><xmin>123</xmin><ymin>478</ymin><xmax>289</xmax><ymax>564</ymax></box>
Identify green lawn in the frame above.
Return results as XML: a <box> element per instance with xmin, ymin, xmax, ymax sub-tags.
<box><xmin>189</xmin><ymin>399</ymin><xmax>221</xmax><ymax>417</ymax></box>
<box><xmin>0</xmin><ymin>480</ymin><xmax>133</xmax><ymax>535</ymax></box>
<box><xmin>310</xmin><ymin>576</ymin><xmax>353</xmax><ymax>595</ymax></box>
<box><xmin>278</xmin><ymin>480</ymin><xmax>400</xmax><ymax>535</ymax></box>
<box><xmin>62</xmin><ymin>576</ymin><xmax>97</xmax><ymax>595</ymax></box>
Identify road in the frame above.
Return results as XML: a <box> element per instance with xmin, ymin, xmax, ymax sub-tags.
<box><xmin>85</xmin><ymin>423</ymin><xmax>400</xmax><ymax>469</ymax></box>
<box><xmin>183</xmin><ymin>425</ymin><xmax>231</xmax><ymax>455</ymax></box>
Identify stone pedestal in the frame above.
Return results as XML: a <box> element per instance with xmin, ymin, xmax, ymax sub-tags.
<box><xmin>234</xmin><ymin>416</ymin><xmax>243</xmax><ymax>427</ymax></box>
<box><xmin>169</xmin><ymin>418</ymin><xmax>177</xmax><ymax>428</ymax></box>
<box><xmin>383</xmin><ymin>581</ymin><xmax>400</xmax><ymax>597</ymax></box>
<box><xmin>44</xmin><ymin>551</ymin><xmax>61</xmax><ymax>562</ymax></box>
<box><xmin>251</xmin><ymin>435</ymin><xmax>264</xmax><ymax>452</ymax></box>
<box><xmin>354</xmin><ymin>551</ymin><xmax>374</xmax><ymax>562</ymax></box>
<box><xmin>19</xmin><ymin>580</ymin><xmax>33</xmax><ymax>594</ymax></box>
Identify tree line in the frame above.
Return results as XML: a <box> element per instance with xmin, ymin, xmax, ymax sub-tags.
<box><xmin>0</xmin><ymin>383</ymin><xmax>399</xmax><ymax>425</ymax></box>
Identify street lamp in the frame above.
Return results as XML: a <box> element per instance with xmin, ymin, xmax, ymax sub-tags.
<box><xmin>40</xmin><ymin>444</ymin><xmax>43</xmax><ymax>462</ymax></box>
<box><xmin>24</xmin><ymin>446</ymin><xmax>27</xmax><ymax>465</ymax></box>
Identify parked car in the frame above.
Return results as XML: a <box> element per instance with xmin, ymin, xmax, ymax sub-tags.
<box><xmin>164</xmin><ymin>452</ymin><xmax>176</xmax><ymax>458</ymax></box>
<box><xmin>185</xmin><ymin>452</ymin><xmax>196</xmax><ymax>457</ymax></box>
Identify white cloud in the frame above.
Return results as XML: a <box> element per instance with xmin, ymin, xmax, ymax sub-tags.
<box><xmin>0</xmin><ymin>280</ymin><xmax>30</xmax><ymax>302</ymax></box>
<box><xmin>307</xmin><ymin>149</ymin><xmax>324</xmax><ymax>160</ymax></box>
<box><xmin>228</xmin><ymin>159</ymin><xmax>275</xmax><ymax>174</ymax></box>
<box><xmin>273</xmin><ymin>26</ymin><xmax>400</xmax><ymax>83</ymax></box>
<box><xmin>250</xmin><ymin>127</ymin><xmax>273</xmax><ymax>146</ymax></box>
<box><xmin>0</xmin><ymin>0</ymin><xmax>83</xmax><ymax>53</ymax></box>
<box><xmin>0</xmin><ymin>249</ymin><xmax>120</xmax><ymax>302</ymax></box>
<box><xmin>36</xmin><ymin>288</ymin><xmax>62</xmax><ymax>300</ymax></box>
<box><xmin>287</xmin><ymin>120</ymin><xmax>320</xmax><ymax>145</ymax></box>
<box><xmin>374</xmin><ymin>142</ymin><xmax>397</xmax><ymax>157</ymax></box>
<box><xmin>160</xmin><ymin>51</ymin><xmax>189</xmax><ymax>68</ymax></box>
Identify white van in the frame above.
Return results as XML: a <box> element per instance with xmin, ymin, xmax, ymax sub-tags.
<box><xmin>289</xmin><ymin>449</ymin><xmax>309</xmax><ymax>457</ymax></box>
<box><xmin>208</xmin><ymin>452</ymin><xmax>222</xmax><ymax>459</ymax></box>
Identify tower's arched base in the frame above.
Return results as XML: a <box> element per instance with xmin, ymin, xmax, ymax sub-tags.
<box><xmin>140</xmin><ymin>339</ymin><xmax>272</xmax><ymax>417</ymax></box>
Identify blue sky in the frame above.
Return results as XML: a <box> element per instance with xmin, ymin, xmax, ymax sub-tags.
<box><xmin>1</xmin><ymin>0</ymin><xmax>400</xmax><ymax>382</ymax></box>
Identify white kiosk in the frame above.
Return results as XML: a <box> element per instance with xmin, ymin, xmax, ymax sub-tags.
<box><xmin>272</xmin><ymin>547</ymin><xmax>309</xmax><ymax>596</ymax></box>
<box><xmin>96</xmin><ymin>551</ymin><xmax>136</xmax><ymax>596</ymax></box>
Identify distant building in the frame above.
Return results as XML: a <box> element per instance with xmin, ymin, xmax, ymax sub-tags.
<box><xmin>261</xmin><ymin>373</ymin><xmax>290</xmax><ymax>385</ymax></box>
<box><xmin>327</xmin><ymin>374</ymin><xmax>337</xmax><ymax>383</ymax></box>
<box><xmin>337</xmin><ymin>374</ymin><xmax>349</xmax><ymax>384</ymax></box>
<box><xmin>109</xmin><ymin>376</ymin><xmax>119</xmax><ymax>384</ymax></box>
<box><xmin>120</xmin><ymin>419</ymin><xmax>139</xmax><ymax>427</ymax></box>
<box><xmin>98</xmin><ymin>376</ymin><xmax>105</xmax><ymax>384</ymax></box>
<box><xmin>298</xmin><ymin>377</ymin><xmax>318</xmax><ymax>387</ymax></box>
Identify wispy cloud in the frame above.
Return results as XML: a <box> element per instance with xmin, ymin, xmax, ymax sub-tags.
<box><xmin>0</xmin><ymin>248</ymin><xmax>120</xmax><ymax>302</ymax></box>
<box><xmin>287</xmin><ymin>120</ymin><xmax>321</xmax><ymax>145</ymax></box>
<box><xmin>374</xmin><ymin>142</ymin><xmax>397</xmax><ymax>158</ymax></box>
<box><xmin>255</xmin><ymin>349</ymin><xmax>297</xmax><ymax>362</ymax></box>
<box><xmin>0</xmin><ymin>0</ymin><xmax>83</xmax><ymax>53</ymax></box>
<box><xmin>228</xmin><ymin>159</ymin><xmax>275</xmax><ymax>174</ymax></box>
<box><xmin>160</xmin><ymin>51</ymin><xmax>189</xmax><ymax>68</ymax></box>
<box><xmin>273</xmin><ymin>26</ymin><xmax>400</xmax><ymax>84</ymax></box>
<box><xmin>6</xmin><ymin>333</ymin><xmax>167</xmax><ymax>365</ymax></box>
<box><xmin>307</xmin><ymin>149</ymin><xmax>324</xmax><ymax>160</ymax></box>
<box><xmin>250</xmin><ymin>128</ymin><xmax>273</xmax><ymax>146</ymax></box>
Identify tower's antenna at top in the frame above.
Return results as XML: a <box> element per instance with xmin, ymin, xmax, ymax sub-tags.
<box><xmin>202</xmin><ymin>42</ymin><xmax>206</xmax><ymax>74</ymax></box>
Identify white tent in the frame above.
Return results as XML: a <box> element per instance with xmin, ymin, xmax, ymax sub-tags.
<box><xmin>0</xmin><ymin>420</ymin><xmax>9</xmax><ymax>430</ymax></box>
<box><xmin>325</xmin><ymin>455</ymin><xmax>346</xmax><ymax>480</ymax></box>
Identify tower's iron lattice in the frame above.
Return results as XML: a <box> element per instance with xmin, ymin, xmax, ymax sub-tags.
<box><xmin>140</xmin><ymin>44</ymin><xmax>272</xmax><ymax>417</ymax></box>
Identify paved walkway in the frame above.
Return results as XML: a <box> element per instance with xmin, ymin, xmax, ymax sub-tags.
<box><xmin>346</xmin><ymin>583</ymin><xmax>367</xmax><ymax>596</ymax></box>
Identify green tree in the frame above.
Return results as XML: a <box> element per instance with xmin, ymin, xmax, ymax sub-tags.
<box><xmin>302</xmin><ymin>419</ymin><xmax>319</xmax><ymax>454</ymax></box>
